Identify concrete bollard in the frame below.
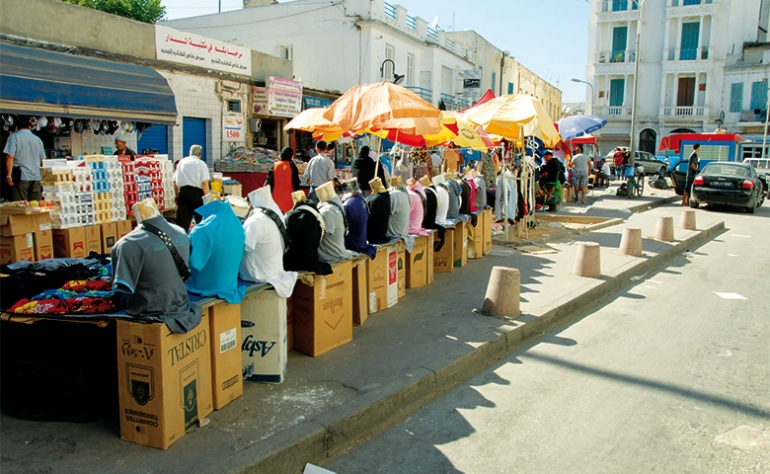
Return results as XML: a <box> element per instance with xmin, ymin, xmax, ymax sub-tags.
<box><xmin>573</xmin><ymin>242</ymin><xmax>601</xmax><ymax>278</ymax></box>
<box><xmin>619</xmin><ymin>227</ymin><xmax>643</xmax><ymax>257</ymax></box>
<box><xmin>655</xmin><ymin>216</ymin><xmax>675</xmax><ymax>242</ymax></box>
<box><xmin>680</xmin><ymin>209</ymin><xmax>697</xmax><ymax>230</ymax></box>
<box><xmin>482</xmin><ymin>266</ymin><xmax>520</xmax><ymax>316</ymax></box>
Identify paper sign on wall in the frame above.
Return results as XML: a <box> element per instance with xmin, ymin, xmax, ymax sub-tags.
<box><xmin>156</xmin><ymin>25</ymin><xmax>251</xmax><ymax>76</ymax></box>
<box><xmin>223</xmin><ymin>114</ymin><xmax>245</xmax><ymax>142</ymax></box>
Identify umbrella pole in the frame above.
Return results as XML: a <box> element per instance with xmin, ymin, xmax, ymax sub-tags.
<box><xmin>374</xmin><ymin>132</ymin><xmax>383</xmax><ymax>180</ymax></box>
<box><xmin>501</xmin><ymin>143</ymin><xmax>509</xmax><ymax>241</ymax></box>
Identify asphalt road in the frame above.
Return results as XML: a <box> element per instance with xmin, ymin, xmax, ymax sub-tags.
<box><xmin>322</xmin><ymin>203</ymin><xmax>770</xmax><ymax>474</ymax></box>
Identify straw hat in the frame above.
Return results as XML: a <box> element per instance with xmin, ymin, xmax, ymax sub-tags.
<box><xmin>315</xmin><ymin>181</ymin><xmax>336</xmax><ymax>203</ymax></box>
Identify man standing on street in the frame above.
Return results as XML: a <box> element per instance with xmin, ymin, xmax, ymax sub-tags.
<box><xmin>4</xmin><ymin>116</ymin><xmax>45</xmax><ymax>202</ymax></box>
<box><xmin>174</xmin><ymin>144</ymin><xmax>210</xmax><ymax>232</ymax></box>
<box><xmin>570</xmin><ymin>146</ymin><xmax>590</xmax><ymax>205</ymax></box>
<box><xmin>682</xmin><ymin>143</ymin><xmax>700</xmax><ymax>206</ymax></box>
<box><xmin>303</xmin><ymin>140</ymin><xmax>335</xmax><ymax>195</ymax></box>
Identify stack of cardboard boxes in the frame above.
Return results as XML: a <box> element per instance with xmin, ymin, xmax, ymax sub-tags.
<box><xmin>0</xmin><ymin>207</ymin><xmax>53</xmax><ymax>264</ymax></box>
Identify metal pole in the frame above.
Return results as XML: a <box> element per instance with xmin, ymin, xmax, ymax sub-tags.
<box><xmin>570</xmin><ymin>78</ymin><xmax>594</xmax><ymax>115</ymax></box>
<box><xmin>762</xmin><ymin>90</ymin><xmax>770</xmax><ymax>159</ymax></box>
<box><xmin>219</xmin><ymin>0</ymin><xmax>222</xmax><ymax>13</ymax></box>
<box><xmin>629</xmin><ymin>0</ymin><xmax>645</xmax><ymax>168</ymax></box>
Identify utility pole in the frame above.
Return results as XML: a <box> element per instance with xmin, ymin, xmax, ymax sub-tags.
<box><xmin>629</xmin><ymin>0</ymin><xmax>646</xmax><ymax>167</ymax></box>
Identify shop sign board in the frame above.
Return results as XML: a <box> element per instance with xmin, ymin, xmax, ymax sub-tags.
<box><xmin>463</xmin><ymin>69</ymin><xmax>482</xmax><ymax>101</ymax></box>
<box><xmin>267</xmin><ymin>77</ymin><xmax>303</xmax><ymax>118</ymax></box>
<box><xmin>252</xmin><ymin>87</ymin><xmax>269</xmax><ymax>115</ymax></box>
<box><xmin>155</xmin><ymin>26</ymin><xmax>251</xmax><ymax>76</ymax></box>
<box><xmin>223</xmin><ymin>114</ymin><xmax>245</xmax><ymax>142</ymax></box>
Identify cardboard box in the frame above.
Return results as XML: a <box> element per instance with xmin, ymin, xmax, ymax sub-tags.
<box><xmin>223</xmin><ymin>183</ymin><xmax>242</xmax><ymax>198</ymax></box>
<box><xmin>453</xmin><ymin>221</ymin><xmax>468</xmax><ymax>268</ymax></box>
<box><xmin>406</xmin><ymin>234</ymin><xmax>429</xmax><ymax>289</ymax></box>
<box><xmin>1</xmin><ymin>211</ymin><xmax>52</xmax><ymax>237</ymax></box>
<box><xmin>116</xmin><ymin>219</ymin><xmax>133</xmax><ymax>240</ymax></box>
<box><xmin>0</xmin><ymin>233</ymin><xmax>34</xmax><ymax>264</ymax></box>
<box><xmin>34</xmin><ymin>230</ymin><xmax>53</xmax><ymax>261</ymax></box>
<box><xmin>286</xmin><ymin>297</ymin><xmax>294</xmax><ymax>352</ymax></box>
<box><xmin>397</xmin><ymin>242</ymin><xmax>406</xmax><ymax>298</ymax></box>
<box><xmin>292</xmin><ymin>260</ymin><xmax>353</xmax><ymax>357</ymax></box>
<box><xmin>101</xmin><ymin>222</ymin><xmax>117</xmax><ymax>253</ymax></box>
<box><xmin>84</xmin><ymin>225</ymin><xmax>101</xmax><ymax>255</ymax></box>
<box><xmin>427</xmin><ymin>230</ymin><xmax>435</xmax><ymax>284</ymax></box>
<box><xmin>483</xmin><ymin>209</ymin><xmax>493</xmax><ymax>255</ymax></box>
<box><xmin>240</xmin><ymin>288</ymin><xmax>287</xmax><ymax>382</ymax></box>
<box><xmin>469</xmin><ymin>212</ymin><xmax>484</xmax><ymax>259</ymax></box>
<box><xmin>53</xmin><ymin>227</ymin><xmax>87</xmax><ymax>258</ymax></box>
<box><xmin>209</xmin><ymin>301</ymin><xmax>243</xmax><ymax>409</ymax></box>
<box><xmin>117</xmin><ymin>312</ymin><xmax>213</xmax><ymax>450</ymax></box>
<box><xmin>366</xmin><ymin>243</ymin><xmax>399</xmax><ymax>314</ymax></box>
<box><xmin>433</xmin><ymin>226</ymin><xmax>455</xmax><ymax>274</ymax></box>
<box><xmin>351</xmin><ymin>256</ymin><xmax>369</xmax><ymax>326</ymax></box>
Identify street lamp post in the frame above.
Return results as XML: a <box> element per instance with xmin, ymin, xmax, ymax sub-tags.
<box><xmin>570</xmin><ymin>77</ymin><xmax>594</xmax><ymax>115</ymax></box>
<box><xmin>762</xmin><ymin>91</ymin><xmax>770</xmax><ymax>159</ymax></box>
<box><xmin>379</xmin><ymin>59</ymin><xmax>405</xmax><ymax>85</ymax></box>
<box><xmin>629</xmin><ymin>0</ymin><xmax>646</xmax><ymax>168</ymax></box>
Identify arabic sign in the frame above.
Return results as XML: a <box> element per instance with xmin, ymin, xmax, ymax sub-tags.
<box><xmin>223</xmin><ymin>114</ymin><xmax>245</xmax><ymax>142</ymax></box>
<box><xmin>155</xmin><ymin>25</ymin><xmax>251</xmax><ymax>76</ymax></box>
<box><xmin>253</xmin><ymin>87</ymin><xmax>268</xmax><ymax>115</ymax></box>
<box><xmin>267</xmin><ymin>77</ymin><xmax>302</xmax><ymax>118</ymax></box>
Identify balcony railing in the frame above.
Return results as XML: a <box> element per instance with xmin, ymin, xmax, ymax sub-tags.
<box><xmin>665</xmin><ymin>47</ymin><xmax>711</xmax><ymax>61</ymax></box>
<box><xmin>427</xmin><ymin>27</ymin><xmax>439</xmax><ymax>42</ymax></box>
<box><xmin>670</xmin><ymin>0</ymin><xmax>713</xmax><ymax>6</ymax></box>
<box><xmin>598</xmin><ymin>0</ymin><xmax>640</xmax><ymax>12</ymax></box>
<box><xmin>405</xmin><ymin>86</ymin><xmax>433</xmax><ymax>103</ymax></box>
<box><xmin>597</xmin><ymin>49</ymin><xmax>636</xmax><ymax>63</ymax></box>
<box><xmin>384</xmin><ymin>2</ymin><xmax>396</xmax><ymax>19</ymax></box>
<box><xmin>661</xmin><ymin>106</ymin><xmax>707</xmax><ymax>117</ymax></box>
<box><xmin>406</xmin><ymin>15</ymin><xmax>416</xmax><ymax>29</ymax></box>
<box><xmin>445</xmin><ymin>38</ymin><xmax>456</xmax><ymax>52</ymax></box>
<box><xmin>596</xmin><ymin>105</ymin><xmax>633</xmax><ymax>117</ymax></box>
<box><xmin>440</xmin><ymin>93</ymin><xmax>469</xmax><ymax>111</ymax></box>
<box><xmin>740</xmin><ymin>109</ymin><xmax>765</xmax><ymax>122</ymax></box>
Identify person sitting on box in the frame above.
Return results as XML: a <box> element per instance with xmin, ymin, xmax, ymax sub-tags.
<box><xmin>239</xmin><ymin>187</ymin><xmax>298</xmax><ymax>298</ymax></box>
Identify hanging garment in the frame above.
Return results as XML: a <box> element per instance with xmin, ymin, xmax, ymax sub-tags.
<box><xmin>434</xmin><ymin>184</ymin><xmax>452</xmax><ymax>226</ymax></box>
<box><xmin>473</xmin><ymin>176</ymin><xmax>487</xmax><ymax>210</ymax></box>
<box><xmin>283</xmin><ymin>199</ymin><xmax>333</xmax><ymax>275</ymax></box>
<box><xmin>111</xmin><ymin>216</ymin><xmax>202</xmax><ymax>334</ymax></box>
<box><xmin>318</xmin><ymin>197</ymin><xmax>357</xmax><ymax>263</ymax></box>
<box><xmin>366</xmin><ymin>191</ymin><xmax>392</xmax><ymax>244</ymax></box>
<box><xmin>445</xmin><ymin>179</ymin><xmax>462</xmax><ymax>220</ymax></box>
<box><xmin>387</xmin><ymin>187</ymin><xmax>415</xmax><ymax>251</ymax></box>
<box><xmin>495</xmin><ymin>172</ymin><xmax>518</xmax><ymax>222</ymax></box>
<box><xmin>407</xmin><ymin>188</ymin><xmax>429</xmax><ymax>236</ymax></box>
<box><xmin>240</xmin><ymin>207</ymin><xmax>298</xmax><ymax>298</ymax></box>
<box><xmin>468</xmin><ymin>180</ymin><xmax>477</xmax><ymax>213</ymax></box>
<box><xmin>343</xmin><ymin>194</ymin><xmax>377</xmax><ymax>259</ymax></box>
<box><xmin>186</xmin><ymin>200</ymin><xmax>246</xmax><ymax>304</ymax></box>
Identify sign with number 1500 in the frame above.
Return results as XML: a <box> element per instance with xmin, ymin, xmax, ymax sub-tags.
<box><xmin>223</xmin><ymin>115</ymin><xmax>244</xmax><ymax>142</ymax></box>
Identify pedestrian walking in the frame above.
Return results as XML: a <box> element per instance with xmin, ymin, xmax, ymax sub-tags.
<box><xmin>174</xmin><ymin>144</ymin><xmax>210</xmax><ymax>232</ymax></box>
<box><xmin>570</xmin><ymin>146</ymin><xmax>590</xmax><ymax>204</ymax></box>
<box><xmin>4</xmin><ymin>116</ymin><xmax>45</xmax><ymax>202</ymax></box>
<box><xmin>682</xmin><ymin>143</ymin><xmax>700</xmax><ymax>206</ymax></box>
<box><xmin>265</xmin><ymin>146</ymin><xmax>301</xmax><ymax>213</ymax></box>
<box><xmin>303</xmin><ymin>140</ymin><xmax>335</xmax><ymax>196</ymax></box>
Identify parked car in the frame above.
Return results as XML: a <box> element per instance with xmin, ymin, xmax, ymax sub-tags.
<box><xmin>605</xmin><ymin>149</ymin><xmax>668</xmax><ymax>176</ymax></box>
<box><xmin>690</xmin><ymin>162</ymin><xmax>767</xmax><ymax>213</ymax></box>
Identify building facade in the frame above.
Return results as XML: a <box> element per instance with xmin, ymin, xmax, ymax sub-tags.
<box><xmin>586</xmin><ymin>0</ymin><xmax>770</xmax><ymax>154</ymax></box>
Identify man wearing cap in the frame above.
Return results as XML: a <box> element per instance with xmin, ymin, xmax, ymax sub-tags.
<box><xmin>115</xmin><ymin>135</ymin><xmax>136</xmax><ymax>161</ymax></box>
<box><xmin>4</xmin><ymin>116</ymin><xmax>45</xmax><ymax>201</ymax></box>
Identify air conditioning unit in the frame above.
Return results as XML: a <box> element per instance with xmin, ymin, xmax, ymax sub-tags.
<box><xmin>249</xmin><ymin>118</ymin><xmax>262</xmax><ymax>132</ymax></box>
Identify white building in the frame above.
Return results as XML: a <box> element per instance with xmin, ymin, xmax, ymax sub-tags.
<box><xmin>165</xmin><ymin>0</ymin><xmax>561</xmax><ymax>115</ymax></box>
<box><xmin>586</xmin><ymin>0</ymin><xmax>770</xmax><ymax>155</ymax></box>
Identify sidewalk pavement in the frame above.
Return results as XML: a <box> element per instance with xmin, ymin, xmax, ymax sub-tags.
<box><xmin>0</xmin><ymin>197</ymin><xmax>724</xmax><ymax>474</ymax></box>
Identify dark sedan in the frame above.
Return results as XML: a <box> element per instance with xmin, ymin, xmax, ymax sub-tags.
<box><xmin>690</xmin><ymin>162</ymin><xmax>766</xmax><ymax>213</ymax></box>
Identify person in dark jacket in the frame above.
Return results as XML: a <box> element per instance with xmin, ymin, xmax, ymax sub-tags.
<box><xmin>351</xmin><ymin>146</ymin><xmax>388</xmax><ymax>195</ymax></box>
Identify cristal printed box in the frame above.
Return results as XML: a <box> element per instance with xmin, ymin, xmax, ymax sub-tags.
<box><xmin>116</xmin><ymin>313</ymin><xmax>213</xmax><ymax>450</ymax></box>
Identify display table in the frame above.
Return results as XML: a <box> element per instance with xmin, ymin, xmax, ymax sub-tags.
<box><xmin>220</xmin><ymin>172</ymin><xmax>267</xmax><ymax>196</ymax></box>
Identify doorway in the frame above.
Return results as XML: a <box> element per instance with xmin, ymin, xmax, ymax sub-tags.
<box><xmin>639</xmin><ymin>128</ymin><xmax>656</xmax><ymax>154</ymax></box>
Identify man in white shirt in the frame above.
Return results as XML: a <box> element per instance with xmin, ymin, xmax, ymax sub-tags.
<box><xmin>570</xmin><ymin>146</ymin><xmax>591</xmax><ymax>204</ymax></box>
<box><xmin>303</xmin><ymin>140</ymin><xmax>335</xmax><ymax>195</ymax></box>
<box><xmin>173</xmin><ymin>144</ymin><xmax>210</xmax><ymax>232</ymax></box>
<box><xmin>596</xmin><ymin>158</ymin><xmax>612</xmax><ymax>189</ymax></box>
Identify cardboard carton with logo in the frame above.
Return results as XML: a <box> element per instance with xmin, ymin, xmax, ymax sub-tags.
<box><xmin>34</xmin><ymin>230</ymin><xmax>53</xmax><ymax>261</ymax></box>
<box><xmin>292</xmin><ymin>260</ymin><xmax>353</xmax><ymax>357</ymax></box>
<box><xmin>397</xmin><ymin>241</ymin><xmax>406</xmax><ymax>298</ymax></box>
<box><xmin>433</xmin><ymin>225</ymin><xmax>455</xmax><ymax>274</ymax></box>
<box><xmin>0</xmin><ymin>233</ymin><xmax>34</xmax><ymax>264</ymax></box>
<box><xmin>207</xmin><ymin>301</ymin><xmax>243</xmax><ymax>409</ymax></box>
<box><xmin>84</xmin><ymin>225</ymin><xmax>101</xmax><ymax>255</ymax></box>
<box><xmin>240</xmin><ymin>287</ymin><xmax>287</xmax><ymax>383</ymax></box>
<box><xmin>0</xmin><ymin>210</ymin><xmax>52</xmax><ymax>237</ymax></box>
<box><xmin>351</xmin><ymin>256</ymin><xmax>368</xmax><ymax>326</ymax></box>
<box><xmin>116</xmin><ymin>313</ymin><xmax>213</xmax><ymax>450</ymax></box>
<box><xmin>427</xmin><ymin>230</ymin><xmax>435</xmax><ymax>284</ymax></box>
<box><xmin>366</xmin><ymin>242</ymin><xmax>399</xmax><ymax>314</ymax></box>
<box><xmin>101</xmin><ymin>222</ymin><xmax>117</xmax><ymax>253</ymax></box>
<box><xmin>116</xmin><ymin>220</ymin><xmax>133</xmax><ymax>241</ymax></box>
<box><xmin>286</xmin><ymin>296</ymin><xmax>294</xmax><ymax>351</ymax></box>
<box><xmin>453</xmin><ymin>221</ymin><xmax>468</xmax><ymax>268</ymax></box>
<box><xmin>469</xmin><ymin>212</ymin><xmax>484</xmax><ymax>259</ymax></box>
<box><xmin>483</xmin><ymin>209</ymin><xmax>493</xmax><ymax>255</ymax></box>
<box><xmin>406</xmin><ymin>234</ymin><xmax>429</xmax><ymax>289</ymax></box>
<box><xmin>53</xmin><ymin>227</ymin><xmax>87</xmax><ymax>258</ymax></box>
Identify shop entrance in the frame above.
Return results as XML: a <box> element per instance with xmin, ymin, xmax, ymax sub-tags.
<box><xmin>138</xmin><ymin>125</ymin><xmax>168</xmax><ymax>155</ymax></box>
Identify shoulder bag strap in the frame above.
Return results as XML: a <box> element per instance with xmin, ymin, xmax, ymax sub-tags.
<box><xmin>141</xmin><ymin>222</ymin><xmax>192</xmax><ymax>282</ymax></box>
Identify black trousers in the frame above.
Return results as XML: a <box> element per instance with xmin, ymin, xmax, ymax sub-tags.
<box><xmin>176</xmin><ymin>186</ymin><xmax>204</xmax><ymax>232</ymax></box>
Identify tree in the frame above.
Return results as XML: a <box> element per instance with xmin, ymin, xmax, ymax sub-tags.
<box><xmin>60</xmin><ymin>0</ymin><xmax>166</xmax><ymax>24</ymax></box>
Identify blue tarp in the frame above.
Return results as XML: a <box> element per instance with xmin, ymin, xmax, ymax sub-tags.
<box><xmin>0</xmin><ymin>43</ymin><xmax>177</xmax><ymax>124</ymax></box>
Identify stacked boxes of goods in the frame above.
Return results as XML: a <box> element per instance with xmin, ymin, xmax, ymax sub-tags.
<box><xmin>135</xmin><ymin>157</ymin><xmax>164</xmax><ymax>209</ymax></box>
<box><xmin>84</xmin><ymin>156</ymin><xmax>112</xmax><ymax>224</ymax></box>
<box><xmin>122</xmin><ymin>160</ymin><xmax>139</xmax><ymax>212</ymax></box>
<box><xmin>72</xmin><ymin>165</ymin><xmax>95</xmax><ymax>227</ymax></box>
<box><xmin>159</xmin><ymin>158</ymin><xmax>176</xmax><ymax>209</ymax></box>
<box><xmin>41</xmin><ymin>167</ymin><xmax>78</xmax><ymax>229</ymax></box>
<box><xmin>105</xmin><ymin>156</ymin><xmax>127</xmax><ymax>221</ymax></box>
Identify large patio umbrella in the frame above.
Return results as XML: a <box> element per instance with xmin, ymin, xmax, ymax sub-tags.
<box><xmin>323</xmin><ymin>81</ymin><xmax>442</xmax><ymax>134</ymax></box>
<box><xmin>283</xmin><ymin>107</ymin><xmax>347</xmax><ymax>140</ymax></box>
<box><xmin>556</xmin><ymin>114</ymin><xmax>607</xmax><ymax>141</ymax></box>
<box><xmin>373</xmin><ymin>111</ymin><xmax>494</xmax><ymax>151</ymax></box>
<box><xmin>464</xmin><ymin>94</ymin><xmax>561</xmax><ymax>147</ymax></box>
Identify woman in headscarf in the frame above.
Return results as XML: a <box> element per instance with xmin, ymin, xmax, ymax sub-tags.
<box><xmin>265</xmin><ymin>146</ymin><xmax>300</xmax><ymax>213</ymax></box>
<box><xmin>351</xmin><ymin>145</ymin><xmax>388</xmax><ymax>196</ymax></box>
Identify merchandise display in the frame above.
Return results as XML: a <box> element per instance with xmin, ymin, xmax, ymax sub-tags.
<box><xmin>340</xmin><ymin>179</ymin><xmax>376</xmax><ymax>259</ymax></box>
<box><xmin>445</xmin><ymin>178</ymin><xmax>462</xmax><ymax>221</ymax></box>
<box><xmin>386</xmin><ymin>177</ymin><xmax>415</xmax><ymax>252</ymax></box>
<box><xmin>186</xmin><ymin>199</ymin><xmax>246</xmax><ymax>304</ymax></box>
<box><xmin>365</xmin><ymin>177</ymin><xmax>391</xmax><ymax>245</ymax></box>
<box><xmin>316</xmin><ymin>182</ymin><xmax>357</xmax><ymax>263</ymax></box>
<box><xmin>431</xmin><ymin>175</ymin><xmax>452</xmax><ymax>226</ymax></box>
<box><xmin>406</xmin><ymin>181</ymin><xmax>429</xmax><ymax>236</ymax></box>
<box><xmin>214</xmin><ymin>147</ymin><xmax>281</xmax><ymax>173</ymax></box>
<box><xmin>283</xmin><ymin>194</ymin><xmax>333</xmax><ymax>276</ymax></box>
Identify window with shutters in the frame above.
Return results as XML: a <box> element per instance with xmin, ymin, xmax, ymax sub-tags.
<box><xmin>406</xmin><ymin>53</ymin><xmax>415</xmax><ymax>86</ymax></box>
<box><xmin>729</xmin><ymin>83</ymin><xmax>743</xmax><ymax>113</ymax></box>
<box><xmin>680</xmin><ymin>22</ymin><xmax>700</xmax><ymax>60</ymax></box>
<box><xmin>750</xmin><ymin>81</ymin><xmax>767</xmax><ymax>112</ymax></box>
<box><xmin>609</xmin><ymin>78</ymin><xmax>625</xmax><ymax>107</ymax></box>
<box><xmin>611</xmin><ymin>26</ymin><xmax>628</xmax><ymax>62</ymax></box>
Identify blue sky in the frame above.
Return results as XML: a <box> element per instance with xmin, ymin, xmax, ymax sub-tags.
<box><xmin>162</xmin><ymin>0</ymin><xmax>590</xmax><ymax>102</ymax></box>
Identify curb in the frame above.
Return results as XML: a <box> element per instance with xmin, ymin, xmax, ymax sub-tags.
<box><xmin>626</xmin><ymin>195</ymin><xmax>680</xmax><ymax>214</ymax></box>
<box><xmin>221</xmin><ymin>220</ymin><xmax>726</xmax><ymax>474</ymax></box>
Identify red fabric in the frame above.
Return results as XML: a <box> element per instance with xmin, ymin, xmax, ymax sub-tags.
<box><xmin>223</xmin><ymin>172</ymin><xmax>268</xmax><ymax>197</ymax></box>
<box><xmin>658</xmin><ymin>133</ymin><xmax>744</xmax><ymax>153</ymax></box>
<box><xmin>570</xmin><ymin>134</ymin><xmax>597</xmax><ymax>146</ymax></box>
<box><xmin>462</xmin><ymin>89</ymin><xmax>497</xmax><ymax>113</ymax></box>
<box><xmin>271</xmin><ymin>161</ymin><xmax>295</xmax><ymax>214</ymax></box>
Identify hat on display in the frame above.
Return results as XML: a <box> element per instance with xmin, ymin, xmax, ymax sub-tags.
<box><xmin>431</xmin><ymin>175</ymin><xmax>446</xmax><ymax>187</ymax></box>
<box><xmin>369</xmin><ymin>177</ymin><xmax>386</xmax><ymax>194</ymax></box>
<box><xmin>388</xmin><ymin>176</ymin><xmax>402</xmax><ymax>188</ymax></box>
<box><xmin>419</xmin><ymin>175</ymin><xmax>432</xmax><ymax>187</ymax></box>
<box><xmin>226</xmin><ymin>195</ymin><xmax>250</xmax><ymax>218</ymax></box>
<box><xmin>73</xmin><ymin>119</ymin><xmax>85</xmax><ymax>134</ymax></box>
<box><xmin>315</xmin><ymin>181</ymin><xmax>336</xmax><ymax>203</ymax></box>
<box><xmin>107</xmin><ymin>121</ymin><xmax>119</xmax><ymax>135</ymax></box>
<box><xmin>291</xmin><ymin>190</ymin><xmax>307</xmax><ymax>204</ymax></box>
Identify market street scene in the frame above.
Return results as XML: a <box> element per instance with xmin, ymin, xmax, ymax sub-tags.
<box><xmin>0</xmin><ymin>0</ymin><xmax>768</xmax><ymax>473</ymax></box>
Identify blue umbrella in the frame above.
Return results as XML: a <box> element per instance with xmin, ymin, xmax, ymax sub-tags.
<box><xmin>557</xmin><ymin>115</ymin><xmax>608</xmax><ymax>141</ymax></box>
